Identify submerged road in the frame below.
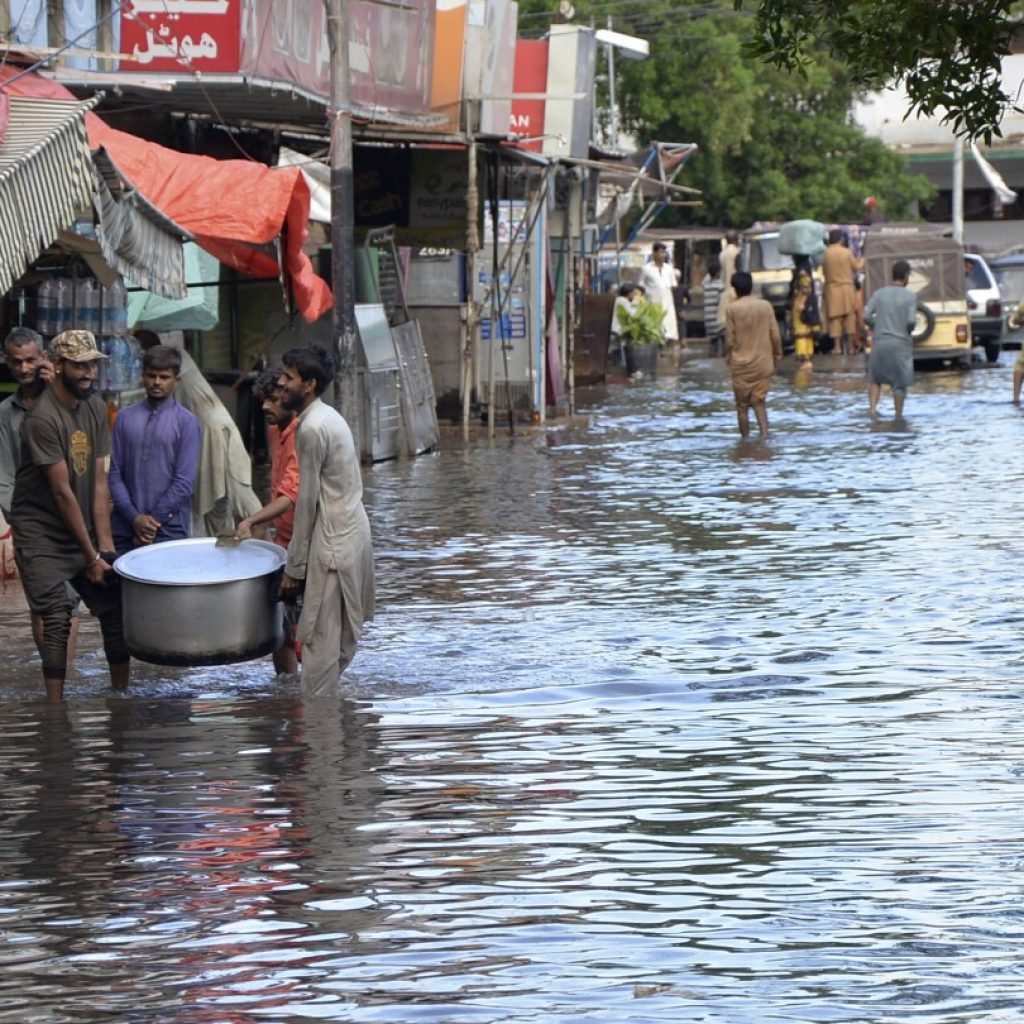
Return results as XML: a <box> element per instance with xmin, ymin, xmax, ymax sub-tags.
<box><xmin>1</xmin><ymin>352</ymin><xmax>1024</xmax><ymax>1022</ymax></box>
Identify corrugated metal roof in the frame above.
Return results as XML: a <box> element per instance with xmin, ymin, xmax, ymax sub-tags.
<box><xmin>0</xmin><ymin>94</ymin><xmax>99</xmax><ymax>295</ymax></box>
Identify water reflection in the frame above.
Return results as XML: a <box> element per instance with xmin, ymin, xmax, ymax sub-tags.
<box><xmin>1</xmin><ymin>353</ymin><xmax>1024</xmax><ymax>1020</ymax></box>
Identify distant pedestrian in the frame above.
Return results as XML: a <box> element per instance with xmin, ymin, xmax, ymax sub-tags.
<box><xmin>702</xmin><ymin>259</ymin><xmax>726</xmax><ymax>356</ymax></box>
<box><xmin>823</xmin><ymin>228</ymin><xmax>864</xmax><ymax>355</ymax></box>
<box><xmin>641</xmin><ymin>242</ymin><xmax>681</xmax><ymax>343</ymax></box>
<box><xmin>863</xmin><ymin>195</ymin><xmax>885</xmax><ymax>225</ymax></box>
<box><xmin>610</xmin><ymin>282</ymin><xmax>639</xmax><ymax>366</ymax></box>
<box><xmin>717</xmin><ymin>229</ymin><xmax>740</xmax><ymax>325</ymax></box>
<box><xmin>109</xmin><ymin>345</ymin><xmax>201</xmax><ymax>557</ymax></box>
<box><xmin>791</xmin><ymin>268</ymin><xmax>817</xmax><ymax>369</ymax></box>
<box><xmin>1009</xmin><ymin>298</ymin><xmax>1024</xmax><ymax>403</ymax></box>
<box><xmin>864</xmin><ymin>260</ymin><xmax>917</xmax><ymax>419</ymax></box>
<box><xmin>725</xmin><ymin>272</ymin><xmax>782</xmax><ymax>439</ymax></box>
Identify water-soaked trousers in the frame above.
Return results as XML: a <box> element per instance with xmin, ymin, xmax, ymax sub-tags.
<box><xmin>15</xmin><ymin>548</ymin><xmax>129</xmax><ymax>681</ymax></box>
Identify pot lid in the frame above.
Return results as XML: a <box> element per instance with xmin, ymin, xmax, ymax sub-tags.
<box><xmin>114</xmin><ymin>538</ymin><xmax>286</xmax><ymax>586</ymax></box>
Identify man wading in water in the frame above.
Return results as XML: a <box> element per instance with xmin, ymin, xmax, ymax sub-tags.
<box><xmin>276</xmin><ymin>347</ymin><xmax>374</xmax><ymax>695</ymax></box>
<box><xmin>724</xmin><ymin>271</ymin><xmax>782</xmax><ymax>440</ymax></box>
<box><xmin>864</xmin><ymin>260</ymin><xmax>917</xmax><ymax>420</ymax></box>
<box><xmin>234</xmin><ymin>366</ymin><xmax>303</xmax><ymax>675</ymax></box>
<box><xmin>0</xmin><ymin>327</ymin><xmax>81</xmax><ymax>666</ymax></box>
<box><xmin>10</xmin><ymin>331</ymin><xmax>130</xmax><ymax>701</ymax></box>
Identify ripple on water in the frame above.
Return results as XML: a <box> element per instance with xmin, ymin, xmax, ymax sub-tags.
<box><xmin>2</xmin><ymin>356</ymin><xmax>1024</xmax><ymax>1021</ymax></box>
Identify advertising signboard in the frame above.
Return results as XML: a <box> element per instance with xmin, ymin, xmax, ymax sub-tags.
<box><xmin>117</xmin><ymin>0</ymin><xmax>466</xmax><ymax>131</ymax></box>
<box><xmin>120</xmin><ymin>0</ymin><xmax>241</xmax><ymax>73</ymax></box>
<box><xmin>509</xmin><ymin>40</ymin><xmax>548</xmax><ymax>150</ymax></box>
<box><xmin>237</xmin><ymin>0</ymin><xmax>463</xmax><ymax>130</ymax></box>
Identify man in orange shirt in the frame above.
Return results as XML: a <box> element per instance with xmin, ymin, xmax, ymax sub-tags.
<box><xmin>235</xmin><ymin>367</ymin><xmax>301</xmax><ymax>674</ymax></box>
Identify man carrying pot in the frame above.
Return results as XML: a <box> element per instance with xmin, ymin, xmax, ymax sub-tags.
<box><xmin>275</xmin><ymin>346</ymin><xmax>374</xmax><ymax>695</ymax></box>
<box><xmin>11</xmin><ymin>330</ymin><xmax>130</xmax><ymax>701</ymax></box>
<box><xmin>109</xmin><ymin>344</ymin><xmax>201</xmax><ymax>557</ymax></box>
<box><xmin>234</xmin><ymin>366</ymin><xmax>303</xmax><ymax>675</ymax></box>
<box><xmin>0</xmin><ymin>326</ymin><xmax>82</xmax><ymax>668</ymax></box>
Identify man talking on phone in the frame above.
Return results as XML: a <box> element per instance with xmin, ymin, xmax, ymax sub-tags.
<box><xmin>10</xmin><ymin>330</ymin><xmax>130</xmax><ymax>702</ymax></box>
<box><xmin>0</xmin><ymin>326</ymin><xmax>81</xmax><ymax>668</ymax></box>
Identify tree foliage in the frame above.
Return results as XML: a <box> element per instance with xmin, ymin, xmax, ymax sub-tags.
<box><xmin>607</xmin><ymin>5</ymin><xmax>934</xmax><ymax>224</ymax></box>
<box><xmin>736</xmin><ymin>0</ymin><xmax>1024</xmax><ymax>141</ymax></box>
<box><xmin>516</xmin><ymin>0</ymin><xmax>936</xmax><ymax>225</ymax></box>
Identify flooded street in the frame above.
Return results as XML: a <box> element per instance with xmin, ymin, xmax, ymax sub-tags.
<box><xmin>4</xmin><ymin>351</ymin><xmax>1024</xmax><ymax>1022</ymax></box>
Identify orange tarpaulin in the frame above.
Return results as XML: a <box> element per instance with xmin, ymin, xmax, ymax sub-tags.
<box><xmin>0</xmin><ymin>68</ymin><xmax>332</xmax><ymax>323</ymax></box>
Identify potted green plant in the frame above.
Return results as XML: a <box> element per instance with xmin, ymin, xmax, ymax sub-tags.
<box><xmin>616</xmin><ymin>297</ymin><xmax>666</xmax><ymax>378</ymax></box>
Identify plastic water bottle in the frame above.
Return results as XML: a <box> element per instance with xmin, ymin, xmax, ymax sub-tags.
<box><xmin>36</xmin><ymin>279</ymin><xmax>57</xmax><ymax>335</ymax></box>
<box><xmin>103</xmin><ymin>336</ymin><xmax>129</xmax><ymax>391</ymax></box>
<box><xmin>122</xmin><ymin>336</ymin><xmax>141</xmax><ymax>390</ymax></box>
<box><xmin>101</xmin><ymin>337</ymin><xmax>118</xmax><ymax>390</ymax></box>
<box><xmin>104</xmin><ymin>279</ymin><xmax>128</xmax><ymax>336</ymax></box>
<box><xmin>77</xmin><ymin>278</ymin><xmax>99</xmax><ymax>332</ymax></box>
<box><xmin>97</xmin><ymin>339</ymin><xmax>111</xmax><ymax>391</ymax></box>
<box><xmin>55</xmin><ymin>278</ymin><xmax>72</xmax><ymax>334</ymax></box>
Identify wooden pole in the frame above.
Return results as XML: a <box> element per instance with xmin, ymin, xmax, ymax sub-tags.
<box><xmin>326</xmin><ymin>0</ymin><xmax>361</xmax><ymax>456</ymax></box>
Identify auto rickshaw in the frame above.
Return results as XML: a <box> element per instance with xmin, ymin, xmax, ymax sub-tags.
<box><xmin>862</xmin><ymin>227</ymin><xmax>972</xmax><ymax>367</ymax></box>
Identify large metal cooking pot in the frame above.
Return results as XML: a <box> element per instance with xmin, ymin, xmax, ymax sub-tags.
<box><xmin>114</xmin><ymin>538</ymin><xmax>286</xmax><ymax>666</ymax></box>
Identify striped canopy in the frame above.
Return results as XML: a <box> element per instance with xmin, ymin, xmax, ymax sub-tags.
<box><xmin>0</xmin><ymin>94</ymin><xmax>98</xmax><ymax>296</ymax></box>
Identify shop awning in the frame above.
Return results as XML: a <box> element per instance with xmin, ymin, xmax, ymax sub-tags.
<box><xmin>127</xmin><ymin>242</ymin><xmax>221</xmax><ymax>331</ymax></box>
<box><xmin>0</xmin><ymin>94</ymin><xmax>99</xmax><ymax>296</ymax></box>
<box><xmin>2</xmin><ymin>68</ymin><xmax>332</xmax><ymax>323</ymax></box>
<box><xmin>92</xmin><ymin>147</ymin><xmax>191</xmax><ymax>300</ymax></box>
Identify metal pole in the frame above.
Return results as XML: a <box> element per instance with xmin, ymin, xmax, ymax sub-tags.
<box><xmin>606</xmin><ymin>17</ymin><xmax>618</xmax><ymax>149</ymax></box>
<box><xmin>952</xmin><ymin>135</ymin><xmax>965</xmax><ymax>246</ymax></box>
<box><xmin>487</xmin><ymin>153</ymin><xmax>498</xmax><ymax>438</ymax></box>
<box><xmin>326</xmin><ymin>0</ymin><xmax>361</xmax><ymax>456</ymax></box>
<box><xmin>463</xmin><ymin>127</ymin><xmax>479</xmax><ymax>440</ymax></box>
<box><xmin>567</xmin><ymin>177</ymin><xmax>581</xmax><ymax>416</ymax></box>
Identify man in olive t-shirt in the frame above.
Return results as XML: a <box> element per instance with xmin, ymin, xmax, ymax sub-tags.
<box><xmin>11</xmin><ymin>330</ymin><xmax>130</xmax><ymax>701</ymax></box>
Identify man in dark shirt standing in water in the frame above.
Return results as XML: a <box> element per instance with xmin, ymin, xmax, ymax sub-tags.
<box><xmin>11</xmin><ymin>330</ymin><xmax>130</xmax><ymax>701</ymax></box>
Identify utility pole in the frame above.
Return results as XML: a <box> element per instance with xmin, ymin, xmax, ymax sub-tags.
<box><xmin>952</xmin><ymin>134</ymin><xmax>964</xmax><ymax>245</ymax></box>
<box><xmin>606</xmin><ymin>16</ymin><xmax>618</xmax><ymax>149</ymax></box>
<box><xmin>326</xmin><ymin>0</ymin><xmax>361</xmax><ymax>456</ymax></box>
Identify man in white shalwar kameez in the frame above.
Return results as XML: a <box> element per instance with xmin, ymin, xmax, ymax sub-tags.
<box><xmin>640</xmin><ymin>242</ymin><xmax>681</xmax><ymax>343</ymax></box>
<box><xmin>277</xmin><ymin>346</ymin><xmax>374</xmax><ymax>695</ymax></box>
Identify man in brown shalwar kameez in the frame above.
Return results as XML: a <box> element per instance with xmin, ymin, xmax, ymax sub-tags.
<box><xmin>725</xmin><ymin>272</ymin><xmax>782</xmax><ymax>440</ymax></box>
<box><xmin>823</xmin><ymin>228</ymin><xmax>864</xmax><ymax>354</ymax></box>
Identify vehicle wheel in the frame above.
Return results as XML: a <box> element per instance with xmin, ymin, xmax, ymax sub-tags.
<box><xmin>912</xmin><ymin>302</ymin><xmax>936</xmax><ymax>342</ymax></box>
<box><xmin>985</xmin><ymin>342</ymin><xmax>1001</xmax><ymax>364</ymax></box>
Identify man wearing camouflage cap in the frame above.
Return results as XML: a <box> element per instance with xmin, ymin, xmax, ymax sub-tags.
<box><xmin>11</xmin><ymin>330</ymin><xmax>130</xmax><ymax>701</ymax></box>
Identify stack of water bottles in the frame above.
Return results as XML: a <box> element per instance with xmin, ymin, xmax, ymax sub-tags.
<box><xmin>100</xmin><ymin>335</ymin><xmax>142</xmax><ymax>393</ymax></box>
<box><xmin>36</xmin><ymin>276</ymin><xmax>139</xmax><ymax>392</ymax></box>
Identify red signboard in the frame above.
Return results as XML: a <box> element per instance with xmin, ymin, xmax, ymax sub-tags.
<box><xmin>117</xmin><ymin>0</ymin><xmax>464</xmax><ymax>131</ymax></box>
<box><xmin>239</xmin><ymin>0</ymin><xmax>437</xmax><ymax>118</ymax></box>
<box><xmin>120</xmin><ymin>0</ymin><xmax>240</xmax><ymax>73</ymax></box>
<box><xmin>509</xmin><ymin>40</ymin><xmax>548</xmax><ymax>151</ymax></box>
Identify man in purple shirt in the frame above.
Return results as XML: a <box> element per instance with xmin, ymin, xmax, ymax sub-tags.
<box><xmin>110</xmin><ymin>345</ymin><xmax>201</xmax><ymax>556</ymax></box>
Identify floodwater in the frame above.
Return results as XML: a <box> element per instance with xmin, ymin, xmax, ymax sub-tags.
<box><xmin>3</xmin><ymin>351</ymin><xmax>1024</xmax><ymax>1022</ymax></box>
